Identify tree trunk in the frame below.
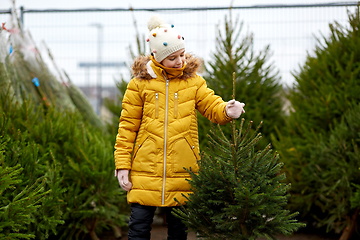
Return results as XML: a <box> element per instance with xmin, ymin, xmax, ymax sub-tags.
<box><xmin>87</xmin><ymin>218</ymin><xmax>100</xmax><ymax>240</ymax></box>
<box><xmin>339</xmin><ymin>209</ymin><xmax>359</xmax><ymax>240</ymax></box>
<box><xmin>112</xmin><ymin>225</ymin><xmax>122</xmax><ymax>239</ymax></box>
<box><xmin>89</xmin><ymin>230</ymin><xmax>100</xmax><ymax>240</ymax></box>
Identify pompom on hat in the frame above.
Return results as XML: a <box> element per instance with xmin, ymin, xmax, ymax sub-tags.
<box><xmin>147</xmin><ymin>15</ymin><xmax>185</xmax><ymax>63</ymax></box>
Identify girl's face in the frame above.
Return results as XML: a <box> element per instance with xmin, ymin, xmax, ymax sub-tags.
<box><xmin>160</xmin><ymin>49</ymin><xmax>185</xmax><ymax>68</ymax></box>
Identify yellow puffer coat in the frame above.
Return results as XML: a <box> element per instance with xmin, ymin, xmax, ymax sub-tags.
<box><xmin>114</xmin><ymin>54</ymin><xmax>232</xmax><ymax>207</ymax></box>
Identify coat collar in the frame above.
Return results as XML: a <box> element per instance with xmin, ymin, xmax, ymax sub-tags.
<box><xmin>131</xmin><ymin>53</ymin><xmax>202</xmax><ymax>80</ymax></box>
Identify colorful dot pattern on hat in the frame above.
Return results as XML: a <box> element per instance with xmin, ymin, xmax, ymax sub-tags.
<box><xmin>147</xmin><ymin>15</ymin><xmax>185</xmax><ymax>63</ymax></box>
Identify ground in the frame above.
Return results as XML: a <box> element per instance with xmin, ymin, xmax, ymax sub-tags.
<box><xmin>116</xmin><ymin>224</ymin><xmax>340</xmax><ymax>240</ymax></box>
<box><xmin>115</xmin><ymin>223</ymin><xmax>340</xmax><ymax>240</ymax></box>
<box><xmin>100</xmin><ymin>213</ymin><xmax>341</xmax><ymax>240</ymax></box>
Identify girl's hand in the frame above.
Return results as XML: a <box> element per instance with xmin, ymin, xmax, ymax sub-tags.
<box><xmin>225</xmin><ymin>99</ymin><xmax>245</xmax><ymax>119</ymax></box>
<box><xmin>115</xmin><ymin>169</ymin><xmax>133</xmax><ymax>191</ymax></box>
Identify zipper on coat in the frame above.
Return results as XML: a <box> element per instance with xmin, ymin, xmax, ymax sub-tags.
<box><xmin>162</xmin><ymin>78</ymin><xmax>170</xmax><ymax>205</ymax></box>
<box><xmin>155</xmin><ymin>93</ymin><xmax>159</xmax><ymax>119</ymax></box>
<box><xmin>174</xmin><ymin>93</ymin><xmax>178</xmax><ymax>118</ymax></box>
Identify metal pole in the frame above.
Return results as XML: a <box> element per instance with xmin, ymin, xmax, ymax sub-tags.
<box><xmin>90</xmin><ymin>23</ymin><xmax>103</xmax><ymax>115</ymax></box>
<box><xmin>98</xmin><ymin>25</ymin><xmax>102</xmax><ymax>116</ymax></box>
<box><xmin>20</xmin><ymin>6</ymin><xmax>24</xmax><ymax>27</ymax></box>
<box><xmin>85</xmin><ymin>67</ymin><xmax>90</xmax><ymax>96</ymax></box>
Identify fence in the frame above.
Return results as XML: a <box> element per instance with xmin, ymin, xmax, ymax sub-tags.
<box><xmin>1</xmin><ymin>2</ymin><xmax>359</xmax><ymax>93</ymax></box>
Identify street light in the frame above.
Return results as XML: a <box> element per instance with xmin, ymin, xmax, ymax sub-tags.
<box><xmin>89</xmin><ymin>23</ymin><xmax>103</xmax><ymax>115</ymax></box>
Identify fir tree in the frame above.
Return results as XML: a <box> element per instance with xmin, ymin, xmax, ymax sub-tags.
<box><xmin>200</xmin><ymin>14</ymin><xmax>284</xmax><ymax>150</ymax></box>
<box><xmin>0</xmin><ymin>89</ymin><xmax>128</xmax><ymax>240</ymax></box>
<box><xmin>272</xmin><ymin>7</ymin><xmax>360</xmax><ymax>239</ymax></box>
<box><xmin>0</xmin><ymin>141</ymin><xmax>49</xmax><ymax>240</ymax></box>
<box><xmin>1</xmin><ymin>10</ymin><xmax>128</xmax><ymax>239</ymax></box>
<box><xmin>174</xmin><ymin>77</ymin><xmax>304</xmax><ymax>240</ymax></box>
<box><xmin>103</xmin><ymin>14</ymin><xmax>148</xmax><ymax>137</ymax></box>
<box><xmin>308</xmin><ymin>104</ymin><xmax>360</xmax><ymax>240</ymax></box>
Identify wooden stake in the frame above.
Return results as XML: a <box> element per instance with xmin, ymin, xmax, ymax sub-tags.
<box><xmin>232</xmin><ymin>72</ymin><xmax>236</xmax><ymax>100</ymax></box>
<box><xmin>231</xmin><ymin>72</ymin><xmax>237</xmax><ymax>170</ymax></box>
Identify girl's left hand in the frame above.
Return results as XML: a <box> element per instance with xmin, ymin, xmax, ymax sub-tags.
<box><xmin>225</xmin><ymin>100</ymin><xmax>245</xmax><ymax>119</ymax></box>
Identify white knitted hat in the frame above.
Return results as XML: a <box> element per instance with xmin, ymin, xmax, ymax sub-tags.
<box><xmin>146</xmin><ymin>15</ymin><xmax>185</xmax><ymax>63</ymax></box>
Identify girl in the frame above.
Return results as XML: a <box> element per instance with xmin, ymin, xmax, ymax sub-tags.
<box><xmin>114</xmin><ymin>15</ymin><xmax>245</xmax><ymax>240</ymax></box>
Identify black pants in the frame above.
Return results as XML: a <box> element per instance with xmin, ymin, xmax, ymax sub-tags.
<box><xmin>128</xmin><ymin>203</ymin><xmax>188</xmax><ymax>240</ymax></box>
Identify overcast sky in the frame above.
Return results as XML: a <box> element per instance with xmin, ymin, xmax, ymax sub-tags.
<box><xmin>1</xmin><ymin>0</ymin><xmax>350</xmax><ymax>10</ymax></box>
<box><xmin>1</xmin><ymin>0</ymin><xmax>357</xmax><ymax>88</ymax></box>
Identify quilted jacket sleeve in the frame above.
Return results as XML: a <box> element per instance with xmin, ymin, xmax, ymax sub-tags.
<box><xmin>114</xmin><ymin>78</ymin><xmax>143</xmax><ymax>170</ymax></box>
<box><xmin>195</xmin><ymin>76</ymin><xmax>232</xmax><ymax>125</ymax></box>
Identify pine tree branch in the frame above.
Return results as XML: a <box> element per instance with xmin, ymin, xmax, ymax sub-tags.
<box><xmin>207</xmin><ymin>135</ymin><xmax>231</xmax><ymax>156</ymax></box>
<box><xmin>238</xmin><ymin>121</ymin><xmax>254</xmax><ymax>146</ymax></box>
<box><xmin>236</xmin><ymin>118</ymin><xmax>245</xmax><ymax>147</ymax></box>
<box><xmin>217</xmin><ymin>124</ymin><xmax>231</xmax><ymax>145</ymax></box>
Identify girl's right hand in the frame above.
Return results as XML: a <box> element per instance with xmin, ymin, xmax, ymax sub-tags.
<box><xmin>115</xmin><ymin>169</ymin><xmax>133</xmax><ymax>191</ymax></box>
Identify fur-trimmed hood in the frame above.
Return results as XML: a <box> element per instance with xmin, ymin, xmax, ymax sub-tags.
<box><xmin>131</xmin><ymin>53</ymin><xmax>203</xmax><ymax>80</ymax></box>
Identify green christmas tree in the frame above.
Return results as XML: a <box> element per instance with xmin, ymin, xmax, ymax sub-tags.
<box><xmin>0</xmin><ymin>142</ymin><xmax>49</xmax><ymax>240</ymax></box>
<box><xmin>1</xmin><ymin>6</ymin><xmax>133</xmax><ymax>239</ymax></box>
<box><xmin>174</xmin><ymin>77</ymin><xmax>304</xmax><ymax>240</ymax></box>
<box><xmin>272</xmin><ymin>7</ymin><xmax>360</xmax><ymax>239</ymax></box>
<box><xmin>199</xmin><ymin>14</ymin><xmax>285</xmax><ymax>150</ymax></box>
<box><xmin>308</xmin><ymin>104</ymin><xmax>360</xmax><ymax>240</ymax></box>
<box><xmin>1</xmin><ymin>50</ymin><xmax>129</xmax><ymax>240</ymax></box>
<box><xmin>103</xmin><ymin>14</ymin><xmax>148</xmax><ymax>137</ymax></box>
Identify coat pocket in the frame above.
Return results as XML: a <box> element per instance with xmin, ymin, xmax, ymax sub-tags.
<box><xmin>171</xmin><ymin>134</ymin><xmax>200</xmax><ymax>173</ymax></box>
<box><xmin>132</xmin><ymin>133</ymin><xmax>156</xmax><ymax>173</ymax></box>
